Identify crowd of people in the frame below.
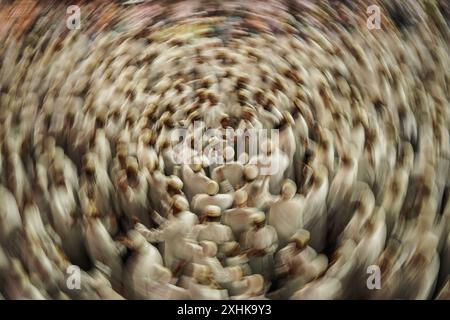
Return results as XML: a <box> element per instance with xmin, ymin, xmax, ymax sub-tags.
<box><xmin>0</xmin><ymin>0</ymin><xmax>449</xmax><ymax>299</ymax></box>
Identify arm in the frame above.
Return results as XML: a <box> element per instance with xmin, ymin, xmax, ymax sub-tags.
<box><xmin>151</xmin><ymin>210</ymin><xmax>168</xmax><ymax>226</ymax></box>
<box><xmin>135</xmin><ymin>223</ymin><xmax>165</xmax><ymax>243</ymax></box>
<box><xmin>208</xmin><ymin>258</ymin><xmax>242</xmax><ymax>283</ymax></box>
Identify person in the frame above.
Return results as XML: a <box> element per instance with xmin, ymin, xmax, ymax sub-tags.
<box><xmin>292</xmin><ymin>105</ymin><xmax>310</xmax><ymax>183</ymax></box>
<box><xmin>240</xmin><ymin>212</ymin><xmax>278</xmax><ymax>281</ymax></box>
<box><xmin>3</xmin><ymin>259</ymin><xmax>47</xmax><ymax>300</ymax></box>
<box><xmin>121</xmin><ymin>230</ymin><xmax>165</xmax><ymax>299</ymax></box>
<box><xmin>327</xmin><ymin>150</ymin><xmax>358</xmax><ymax>242</ymax></box>
<box><xmin>137</xmin><ymin>129</ymin><xmax>158</xmax><ymax>172</ymax></box>
<box><xmin>48</xmin><ymin>164</ymin><xmax>90</xmax><ymax>269</ymax></box>
<box><xmin>194</xmin><ymin>241</ymin><xmax>243</xmax><ymax>288</ymax></box>
<box><xmin>380</xmin><ymin>165</ymin><xmax>410</xmax><ymax>239</ymax></box>
<box><xmin>191</xmin><ymin>205</ymin><xmax>235</xmax><ymax>257</ymax></box>
<box><xmin>191</xmin><ymin>181</ymin><xmax>233</xmax><ymax>215</ymax></box>
<box><xmin>302</xmin><ymin>165</ymin><xmax>329</xmax><ymax>252</ymax></box>
<box><xmin>135</xmin><ymin>194</ymin><xmax>199</xmax><ymax>272</ymax></box>
<box><xmin>348</xmin><ymin>208</ymin><xmax>387</xmax><ymax>298</ymax></box>
<box><xmin>92</xmin><ymin>113</ymin><xmax>112</xmax><ymax>169</ymax></box>
<box><xmin>222</xmin><ymin>190</ymin><xmax>259</xmax><ymax>239</ymax></box>
<box><xmin>238</xmin><ymin>165</ymin><xmax>277</xmax><ymax>211</ymax></box>
<box><xmin>249</xmin><ymin>140</ymin><xmax>289</xmax><ymax>195</ymax></box>
<box><xmin>1</xmin><ymin>0</ymin><xmax>450</xmax><ymax>301</ymax></box>
<box><xmin>276</xmin><ymin>111</ymin><xmax>296</xmax><ymax>180</ymax></box>
<box><xmin>83</xmin><ymin>203</ymin><xmax>123</xmax><ymax>291</ymax></box>
<box><xmin>6</xmin><ymin>148</ymin><xmax>31</xmax><ymax>211</ymax></box>
<box><xmin>182</xmin><ymin>161</ymin><xmax>218</xmax><ymax>202</ymax></box>
<box><xmin>275</xmin><ymin>229</ymin><xmax>328</xmax><ymax>298</ymax></box>
<box><xmin>324</xmin><ymin>236</ymin><xmax>360</xmax><ymax>294</ymax></box>
<box><xmin>88</xmin><ymin>268</ymin><xmax>125</xmax><ymax>300</ymax></box>
<box><xmin>338</xmin><ymin>187</ymin><xmax>375</xmax><ymax>244</ymax></box>
<box><xmin>117</xmin><ymin>157</ymin><xmax>151</xmax><ymax>227</ymax></box>
<box><xmin>0</xmin><ymin>185</ymin><xmax>22</xmax><ymax>255</ymax></box>
<box><xmin>222</xmin><ymin>241</ymin><xmax>252</xmax><ymax>276</ymax></box>
<box><xmin>238</xmin><ymin>165</ymin><xmax>260</xmax><ymax>197</ymax></box>
<box><xmin>211</xmin><ymin>146</ymin><xmax>245</xmax><ymax>190</ymax></box>
<box><xmin>181</xmin><ymin>264</ymin><xmax>229</xmax><ymax>300</ymax></box>
<box><xmin>159</xmin><ymin>139</ymin><xmax>179</xmax><ymax>176</ymax></box>
<box><xmin>268</xmin><ymin>179</ymin><xmax>304</xmax><ymax>248</ymax></box>
<box><xmin>145</xmin><ymin>165</ymin><xmax>172</xmax><ymax>216</ymax></box>
<box><xmin>230</xmin><ymin>274</ymin><xmax>268</xmax><ymax>300</ymax></box>
<box><xmin>290</xmin><ymin>275</ymin><xmax>342</xmax><ymax>300</ymax></box>
<box><xmin>79</xmin><ymin>153</ymin><xmax>117</xmax><ymax>235</ymax></box>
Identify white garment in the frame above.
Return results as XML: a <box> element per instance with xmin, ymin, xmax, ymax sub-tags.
<box><xmin>118</xmin><ymin>171</ymin><xmax>150</xmax><ymax>226</ymax></box>
<box><xmin>93</xmin><ymin>129</ymin><xmax>112</xmax><ymax>168</ymax></box>
<box><xmin>240</xmin><ymin>177</ymin><xmax>278</xmax><ymax>211</ymax></box>
<box><xmin>186</xmin><ymin>278</ymin><xmax>229</xmax><ymax>300</ymax></box>
<box><xmin>276</xmin><ymin>244</ymin><xmax>319</xmax><ymax>278</ymax></box>
<box><xmin>124</xmin><ymin>242</ymin><xmax>164</xmax><ymax>299</ymax></box>
<box><xmin>137</xmin><ymin>211</ymin><xmax>199</xmax><ymax>270</ymax></box>
<box><xmin>182</xmin><ymin>165</ymin><xmax>216</xmax><ymax>201</ymax></box>
<box><xmin>211</xmin><ymin>163</ymin><xmax>245</xmax><ymax>189</ymax></box>
<box><xmin>191</xmin><ymin>193</ymin><xmax>234</xmax><ymax>216</ymax></box>
<box><xmin>249</xmin><ymin>148</ymin><xmax>289</xmax><ymax>195</ymax></box>
<box><xmin>303</xmin><ymin>176</ymin><xmax>329</xmax><ymax>252</ymax></box>
<box><xmin>293</xmin><ymin>116</ymin><xmax>308</xmax><ymax>180</ymax></box>
<box><xmin>291</xmin><ymin>276</ymin><xmax>342</xmax><ymax>300</ymax></box>
<box><xmin>89</xmin><ymin>272</ymin><xmax>125</xmax><ymax>300</ymax></box>
<box><xmin>327</xmin><ymin>160</ymin><xmax>358</xmax><ymax>240</ymax></box>
<box><xmin>223</xmin><ymin>206</ymin><xmax>259</xmax><ymax>239</ymax></box>
<box><xmin>240</xmin><ymin>226</ymin><xmax>278</xmax><ymax>279</ymax></box>
<box><xmin>381</xmin><ymin>168</ymin><xmax>409</xmax><ymax>237</ymax></box>
<box><xmin>194</xmin><ymin>222</ymin><xmax>235</xmax><ymax>246</ymax></box>
<box><xmin>275</xmin><ymin>243</ymin><xmax>328</xmax><ymax>298</ymax></box>
<box><xmin>0</xmin><ymin>185</ymin><xmax>22</xmax><ymax>245</ymax></box>
<box><xmin>194</xmin><ymin>253</ymin><xmax>242</xmax><ymax>286</ymax></box>
<box><xmin>146</xmin><ymin>170</ymin><xmax>171</xmax><ymax>216</ymax></box>
<box><xmin>84</xmin><ymin>217</ymin><xmax>123</xmax><ymax>290</ymax></box>
<box><xmin>268</xmin><ymin>196</ymin><xmax>304</xmax><ymax>248</ymax></box>
<box><xmin>137</xmin><ymin>142</ymin><xmax>158</xmax><ymax>170</ymax></box>
<box><xmin>7</xmin><ymin>152</ymin><xmax>31</xmax><ymax>209</ymax></box>
<box><xmin>160</xmin><ymin>147</ymin><xmax>179</xmax><ymax>176</ymax></box>
<box><xmin>278</xmin><ymin>125</ymin><xmax>296</xmax><ymax>180</ymax></box>
<box><xmin>79</xmin><ymin>169</ymin><xmax>117</xmax><ymax>234</ymax></box>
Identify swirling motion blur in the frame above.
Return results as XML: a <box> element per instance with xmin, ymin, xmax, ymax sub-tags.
<box><xmin>0</xmin><ymin>0</ymin><xmax>449</xmax><ymax>300</ymax></box>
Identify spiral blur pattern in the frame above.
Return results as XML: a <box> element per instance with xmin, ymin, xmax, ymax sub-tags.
<box><xmin>0</xmin><ymin>0</ymin><xmax>449</xmax><ymax>300</ymax></box>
